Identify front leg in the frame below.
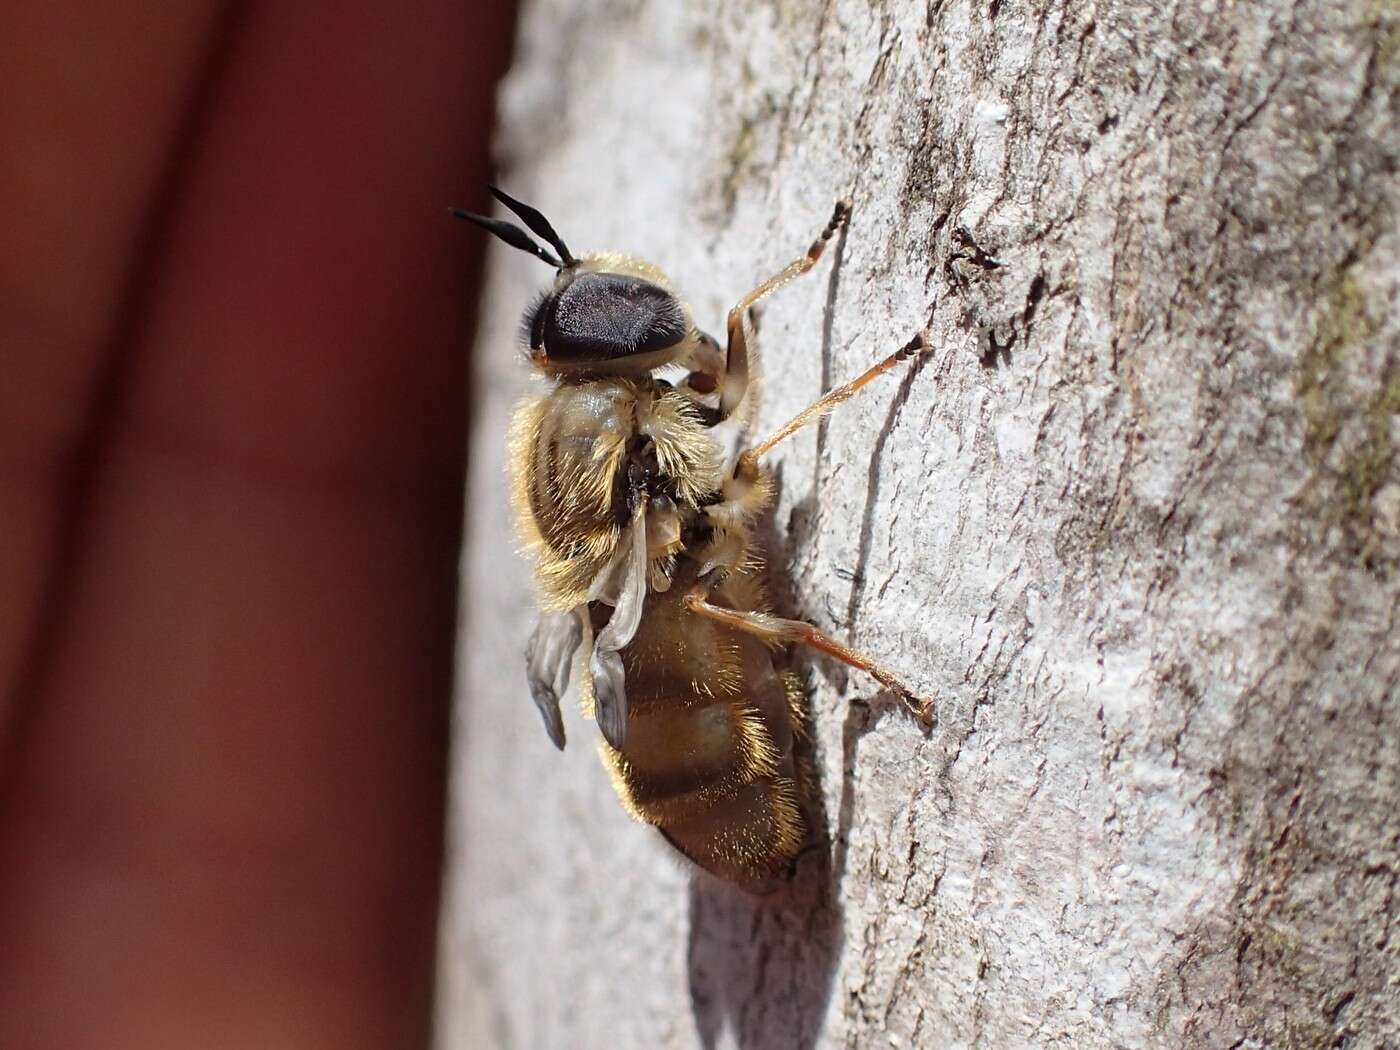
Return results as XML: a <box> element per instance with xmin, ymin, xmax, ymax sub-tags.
<box><xmin>717</xmin><ymin>199</ymin><xmax>852</xmax><ymax>420</ymax></box>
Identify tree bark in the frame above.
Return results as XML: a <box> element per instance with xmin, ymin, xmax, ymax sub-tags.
<box><xmin>437</xmin><ymin>1</ymin><xmax>1399</xmax><ymax>1047</ymax></box>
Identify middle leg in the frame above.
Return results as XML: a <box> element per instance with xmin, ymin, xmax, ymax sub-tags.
<box><xmin>700</xmin><ymin>327</ymin><xmax>933</xmax><ymax>540</ymax></box>
<box><xmin>737</xmin><ymin>329</ymin><xmax>932</xmax><ymax>475</ymax></box>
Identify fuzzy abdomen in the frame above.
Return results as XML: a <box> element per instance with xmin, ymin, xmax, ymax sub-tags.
<box><xmin>597</xmin><ymin>564</ymin><xmax>809</xmax><ymax>883</ymax></box>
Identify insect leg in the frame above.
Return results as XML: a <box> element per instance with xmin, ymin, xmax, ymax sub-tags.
<box><xmin>677</xmin><ymin>330</ymin><xmax>725</xmax><ymax>399</ymax></box>
<box><xmin>718</xmin><ymin>199</ymin><xmax>853</xmax><ymax>419</ymax></box>
<box><xmin>735</xmin><ymin>329</ymin><xmax>933</xmax><ymax>475</ymax></box>
<box><xmin>682</xmin><ymin>585</ymin><xmax>934</xmax><ymax>726</ymax></box>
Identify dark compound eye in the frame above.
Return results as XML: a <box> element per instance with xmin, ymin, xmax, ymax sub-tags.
<box><xmin>542</xmin><ymin>273</ymin><xmax>688</xmax><ymax>363</ymax></box>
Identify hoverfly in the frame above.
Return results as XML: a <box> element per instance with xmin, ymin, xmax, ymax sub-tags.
<box><xmin>456</xmin><ymin>189</ymin><xmax>932</xmax><ymax>883</ymax></box>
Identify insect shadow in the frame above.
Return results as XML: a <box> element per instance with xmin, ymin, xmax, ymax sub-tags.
<box><xmin>684</xmin><ymin>685</ymin><xmax>920</xmax><ymax>1049</ymax></box>
<box><xmin>683</xmin><ymin>214</ymin><xmax>939</xmax><ymax>1046</ymax></box>
<box><xmin>684</xmin><ymin>733</ymin><xmax>843</xmax><ymax>1050</ymax></box>
<box><xmin>685</xmin><ymin>455</ymin><xmax>846</xmax><ymax>1049</ymax></box>
<box><xmin>684</xmin><ymin>452</ymin><xmax>928</xmax><ymax>1049</ymax></box>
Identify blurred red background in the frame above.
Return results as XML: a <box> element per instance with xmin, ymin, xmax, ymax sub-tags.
<box><xmin>0</xmin><ymin>4</ymin><xmax>517</xmax><ymax>1047</ymax></box>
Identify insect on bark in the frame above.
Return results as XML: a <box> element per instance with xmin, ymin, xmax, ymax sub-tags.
<box><xmin>456</xmin><ymin>188</ymin><xmax>933</xmax><ymax>885</ymax></box>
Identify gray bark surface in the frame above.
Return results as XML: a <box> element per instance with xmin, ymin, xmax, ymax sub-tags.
<box><xmin>437</xmin><ymin>2</ymin><xmax>1400</xmax><ymax>1047</ymax></box>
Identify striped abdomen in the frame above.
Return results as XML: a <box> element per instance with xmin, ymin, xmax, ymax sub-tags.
<box><xmin>596</xmin><ymin>563</ymin><xmax>810</xmax><ymax>883</ymax></box>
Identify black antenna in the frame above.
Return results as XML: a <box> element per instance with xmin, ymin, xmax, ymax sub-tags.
<box><xmin>450</xmin><ymin>207</ymin><xmax>562</xmax><ymax>268</ymax></box>
<box><xmin>488</xmin><ymin>186</ymin><xmax>577</xmax><ymax>267</ymax></box>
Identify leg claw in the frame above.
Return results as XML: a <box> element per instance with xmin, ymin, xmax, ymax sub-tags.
<box><xmin>902</xmin><ymin>691</ymin><xmax>936</xmax><ymax>727</ymax></box>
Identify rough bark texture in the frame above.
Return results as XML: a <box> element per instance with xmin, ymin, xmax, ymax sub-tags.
<box><xmin>437</xmin><ymin>2</ymin><xmax>1399</xmax><ymax>1047</ymax></box>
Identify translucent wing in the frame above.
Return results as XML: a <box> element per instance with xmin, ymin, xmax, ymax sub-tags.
<box><xmin>525</xmin><ymin>608</ymin><xmax>585</xmax><ymax>750</ymax></box>
<box><xmin>588</xmin><ymin>497</ymin><xmax>649</xmax><ymax>749</ymax></box>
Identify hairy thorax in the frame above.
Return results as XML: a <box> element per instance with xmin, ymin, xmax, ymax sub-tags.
<box><xmin>508</xmin><ymin>377</ymin><xmax>725</xmax><ymax>610</ymax></box>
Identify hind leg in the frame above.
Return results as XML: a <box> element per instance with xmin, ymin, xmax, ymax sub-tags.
<box><xmin>682</xmin><ymin>584</ymin><xmax>934</xmax><ymax>726</ymax></box>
